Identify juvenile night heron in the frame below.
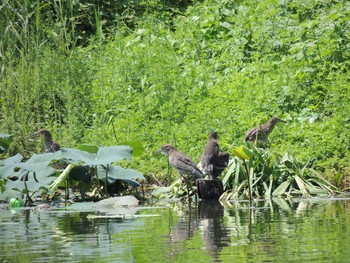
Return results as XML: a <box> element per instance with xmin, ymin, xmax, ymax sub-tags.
<box><xmin>245</xmin><ymin>116</ymin><xmax>285</xmax><ymax>144</ymax></box>
<box><xmin>211</xmin><ymin>151</ymin><xmax>230</xmax><ymax>179</ymax></box>
<box><xmin>35</xmin><ymin>129</ymin><xmax>61</xmax><ymax>152</ymax></box>
<box><xmin>201</xmin><ymin>131</ymin><xmax>229</xmax><ymax>179</ymax></box>
<box><xmin>160</xmin><ymin>144</ymin><xmax>203</xmax><ymax>196</ymax></box>
<box><xmin>200</xmin><ymin>131</ymin><xmax>219</xmax><ymax>179</ymax></box>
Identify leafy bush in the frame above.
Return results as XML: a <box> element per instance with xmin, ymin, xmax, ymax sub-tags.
<box><xmin>0</xmin><ymin>0</ymin><xmax>349</xmax><ymax>187</ymax></box>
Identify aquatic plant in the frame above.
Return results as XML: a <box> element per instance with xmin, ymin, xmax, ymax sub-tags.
<box><xmin>0</xmin><ymin>145</ymin><xmax>145</xmax><ymax>204</ymax></box>
<box><xmin>221</xmin><ymin>144</ymin><xmax>337</xmax><ymax>201</ymax></box>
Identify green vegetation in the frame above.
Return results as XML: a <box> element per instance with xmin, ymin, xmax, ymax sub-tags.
<box><xmin>1</xmin><ymin>0</ymin><xmax>349</xmax><ymax>197</ymax></box>
<box><xmin>0</xmin><ymin>145</ymin><xmax>144</xmax><ymax>203</ymax></box>
<box><xmin>221</xmin><ymin>144</ymin><xmax>337</xmax><ymax>201</ymax></box>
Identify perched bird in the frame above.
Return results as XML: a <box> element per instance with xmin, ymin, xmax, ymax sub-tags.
<box><xmin>160</xmin><ymin>144</ymin><xmax>203</xmax><ymax>180</ymax></box>
<box><xmin>245</xmin><ymin>116</ymin><xmax>285</xmax><ymax>144</ymax></box>
<box><xmin>34</xmin><ymin>129</ymin><xmax>61</xmax><ymax>152</ymax></box>
<box><xmin>211</xmin><ymin>151</ymin><xmax>230</xmax><ymax>179</ymax></box>
<box><xmin>200</xmin><ymin>131</ymin><xmax>219</xmax><ymax>179</ymax></box>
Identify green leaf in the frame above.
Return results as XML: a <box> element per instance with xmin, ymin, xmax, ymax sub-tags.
<box><xmin>295</xmin><ymin>175</ymin><xmax>311</xmax><ymax>198</ymax></box>
<box><xmin>0</xmin><ymin>161</ymin><xmax>56</xmax><ymax>180</ymax></box>
<box><xmin>272</xmin><ymin>181</ymin><xmax>290</xmax><ymax>196</ymax></box>
<box><xmin>5</xmin><ymin>180</ymin><xmax>26</xmax><ymax>192</ymax></box>
<box><xmin>0</xmin><ymin>153</ymin><xmax>23</xmax><ymax>166</ymax></box>
<box><xmin>27</xmin><ymin>151</ymin><xmax>62</xmax><ymax>163</ymax></box>
<box><xmin>49</xmin><ymin>146</ymin><xmax>133</xmax><ymax>166</ymax></box>
<box><xmin>97</xmin><ymin>164</ymin><xmax>144</xmax><ymax>183</ymax></box>
<box><xmin>96</xmin><ymin>146</ymin><xmax>133</xmax><ymax>165</ymax></box>
<box><xmin>120</xmin><ymin>141</ymin><xmax>144</xmax><ymax>157</ymax></box>
<box><xmin>61</xmin><ymin>148</ymin><xmax>95</xmax><ymax>164</ymax></box>
<box><xmin>76</xmin><ymin>144</ymin><xmax>99</xmax><ymax>154</ymax></box>
<box><xmin>6</xmin><ymin>179</ymin><xmax>51</xmax><ymax>193</ymax></box>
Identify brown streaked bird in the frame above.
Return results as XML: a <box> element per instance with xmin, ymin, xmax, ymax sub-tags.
<box><xmin>212</xmin><ymin>151</ymin><xmax>230</xmax><ymax>179</ymax></box>
<box><xmin>35</xmin><ymin>129</ymin><xmax>61</xmax><ymax>152</ymax></box>
<box><xmin>200</xmin><ymin>131</ymin><xmax>219</xmax><ymax>179</ymax></box>
<box><xmin>245</xmin><ymin>116</ymin><xmax>285</xmax><ymax>143</ymax></box>
<box><xmin>160</xmin><ymin>144</ymin><xmax>203</xmax><ymax>180</ymax></box>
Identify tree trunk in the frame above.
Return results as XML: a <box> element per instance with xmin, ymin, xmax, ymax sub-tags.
<box><xmin>196</xmin><ymin>178</ymin><xmax>224</xmax><ymax>200</ymax></box>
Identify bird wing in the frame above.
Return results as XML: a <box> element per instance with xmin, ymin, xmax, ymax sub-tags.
<box><xmin>201</xmin><ymin>140</ymin><xmax>219</xmax><ymax>163</ymax></box>
<box><xmin>170</xmin><ymin>153</ymin><xmax>203</xmax><ymax>178</ymax></box>
<box><xmin>245</xmin><ymin>128</ymin><xmax>258</xmax><ymax>141</ymax></box>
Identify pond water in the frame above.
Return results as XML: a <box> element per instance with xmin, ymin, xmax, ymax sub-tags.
<box><xmin>1</xmin><ymin>197</ymin><xmax>350</xmax><ymax>262</ymax></box>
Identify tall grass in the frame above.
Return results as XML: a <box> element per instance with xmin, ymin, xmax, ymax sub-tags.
<box><xmin>0</xmin><ymin>0</ymin><xmax>93</xmax><ymax>156</ymax></box>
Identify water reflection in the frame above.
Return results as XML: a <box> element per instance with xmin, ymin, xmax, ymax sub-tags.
<box><xmin>167</xmin><ymin>197</ymin><xmax>350</xmax><ymax>262</ymax></box>
<box><xmin>168</xmin><ymin>200</ymin><xmax>230</xmax><ymax>262</ymax></box>
<box><xmin>198</xmin><ymin>200</ymin><xmax>231</xmax><ymax>261</ymax></box>
<box><xmin>1</xmin><ymin>198</ymin><xmax>350</xmax><ymax>262</ymax></box>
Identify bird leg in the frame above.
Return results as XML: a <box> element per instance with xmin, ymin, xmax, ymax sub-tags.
<box><xmin>180</xmin><ymin>174</ymin><xmax>192</xmax><ymax>203</ymax></box>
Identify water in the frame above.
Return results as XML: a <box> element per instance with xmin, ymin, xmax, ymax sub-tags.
<box><xmin>1</xmin><ymin>198</ymin><xmax>350</xmax><ymax>262</ymax></box>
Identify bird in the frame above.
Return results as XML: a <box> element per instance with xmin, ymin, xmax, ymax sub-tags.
<box><xmin>34</xmin><ymin>129</ymin><xmax>61</xmax><ymax>152</ymax></box>
<box><xmin>245</xmin><ymin>116</ymin><xmax>285</xmax><ymax>144</ymax></box>
<box><xmin>200</xmin><ymin>131</ymin><xmax>219</xmax><ymax>179</ymax></box>
<box><xmin>211</xmin><ymin>151</ymin><xmax>230</xmax><ymax>179</ymax></box>
<box><xmin>160</xmin><ymin>144</ymin><xmax>203</xmax><ymax>198</ymax></box>
<box><xmin>160</xmin><ymin>144</ymin><xmax>203</xmax><ymax>179</ymax></box>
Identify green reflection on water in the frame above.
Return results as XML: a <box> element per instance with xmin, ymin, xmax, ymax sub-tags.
<box><xmin>1</xmin><ymin>198</ymin><xmax>350</xmax><ymax>262</ymax></box>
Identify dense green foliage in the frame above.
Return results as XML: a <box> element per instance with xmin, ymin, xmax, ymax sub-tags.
<box><xmin>1</xmin><ymin>0</ymin><xmax>349</xmax><ymax>186</ymax></box>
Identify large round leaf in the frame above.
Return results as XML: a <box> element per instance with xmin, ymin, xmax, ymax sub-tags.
<box><xmin>27</xmin><ymin>151</ymin><xmax>62</xmax><ymax>163</ymax></box>
<box><xmin>120</xmin><ymin>141</ymin><xmax>144</xmax><ymax>157</ymax></box>
<box><xmin>96</xmin><ymin>146</ymin><xmax>133</xmax><ymax>165</ymax></box>
<box><xmin>0</xmin><ymin>153</ymin><xmax>23</xmax><ymax>166</ymax></box>
<box><xmin>97</xmin><ymin>165</ymin><xmax>144</xmax><ymax>184</ymax></box>
<box><xmin>76</xmin><ymin>144</ymin><xmax>99</xmax><ymax>154</ymax></box>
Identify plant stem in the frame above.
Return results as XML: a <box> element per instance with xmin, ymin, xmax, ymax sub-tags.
<box><xmin>24</xmin><ymin>180</ymin><xmax>33</xmax><ymax>207</ymax></box>
<box><xmin>243</xmin><ymin>160</ymin><xmax>253</xmax><ymax>206</ymax></box>
<box><xmin>105</xmin><ymin>164</ymin><xmax>109</xmax><ymax>197</ymax></box>
<box><xmin>49</xmin><ymin>164</ymin><xmax>75</xmax><ymax>190</ymax></box>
